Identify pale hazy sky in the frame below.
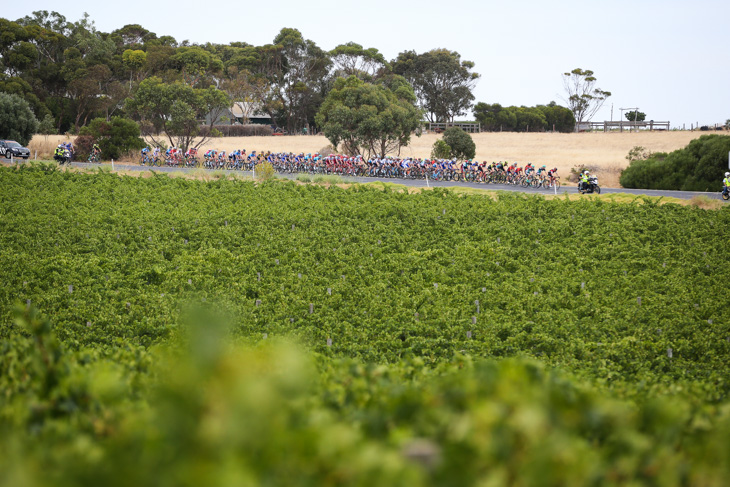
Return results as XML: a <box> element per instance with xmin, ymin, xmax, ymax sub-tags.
<box><xmin>5</xmin><ymin>0</ymin><xmax>729</xmax><ymax>127</ymax></box>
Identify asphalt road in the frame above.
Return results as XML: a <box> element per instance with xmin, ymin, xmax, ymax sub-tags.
<box><xmin>68</xmin><ymin>161</ymin><xmax>727</xmax><ymax>201</ymax></box>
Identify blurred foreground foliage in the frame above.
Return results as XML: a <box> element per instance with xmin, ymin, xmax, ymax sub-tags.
<box><xmin>3</xmin><ymin>305</ymin><xmax>730</xmax><ymax>486</ymax></box>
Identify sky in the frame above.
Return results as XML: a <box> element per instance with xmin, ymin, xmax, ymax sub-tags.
<box><xmin>5</xmin><ymin>0</ymin><xmax>729</xmax><ymax>127</ymax></box>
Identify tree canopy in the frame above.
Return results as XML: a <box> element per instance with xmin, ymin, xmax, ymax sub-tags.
<box><xmin>330</xmin><ymin>42</ymin><xmax>388</xmax><ymax>81</ymax></box>
<box><xmin>392</xmin><ymin>49</ymin><xmax>480</xmax><ymax>123</ymax></box>
<box><xmin>315</xmin><ymin>75</ymin><xmax>422</xmax><ymax>158</ymax></box>
<box><xmin>561</xmin><ymin>68</ymin><xmax>611</xmax><ymax>125</ymax></box>
<box><xmin>0</xmin><ymin>10</ymin><xmax>517</xmax><ymax>140</ymax></box>
<box><xmin>625</xmin><ymin>111</ymin><xmax>646</xmax><ymax>122</ymax></box>
<box><xmin>125</xmin><ymin>77</ymin><xmax>229</xmax><ymax>151</ymax></box>
<box><xmin>474</xmin><ymin>102</ymin><xmax>575</xmax><ymax>133</ymax></box>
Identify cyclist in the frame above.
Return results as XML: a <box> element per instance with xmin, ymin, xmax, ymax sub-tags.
<box><xmin>89</xmin><ymin>143</ymin><xmax>101</xmax><ymax>162</ymax></box>
<box><xmin>140</xmin><ymin>146</ymin><xmax>150</xmax><ymax>165</ymax></box>
<box><xmin>547</xmin><ymin>167</ymin><xmax>559</xmax><ymax>187</ymax></box>
<box><xmin>217</xmin><ymin>151</ymin><xmax>227</xmax><ymax>168</ymax></box>
<box><xmin>507</xmin><ymin>163</ymin><xmax>518</xmax><ymax>183</ymax></box>
<box><xmin>204</xmin><ymin>149</ymin><xmax>217</xmax><ymax>168</ymax></box>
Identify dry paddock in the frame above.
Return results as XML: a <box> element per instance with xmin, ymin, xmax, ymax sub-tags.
<box><xmin>28</xmin><ymin>130</ymin><xmax>716</xmax><ymax>188</ymax></box>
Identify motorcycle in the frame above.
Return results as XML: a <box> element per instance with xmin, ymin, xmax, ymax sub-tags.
<box><xmin>578</xmin><ymin>175</ymin><xmax>601</xmax><ymax>194</ymax></box>
<box><xmin>54</xmin><ymin>149</ymin><xmax>72</xmax><ymax>165</ymax></box>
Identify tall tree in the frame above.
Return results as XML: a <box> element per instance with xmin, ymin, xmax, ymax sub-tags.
<box><xmin>561</xmin><ymin>68</ymin><xmax>611</xmax><ymax>126</ymax></box>
<box><xmin>329</xmin><ymin>42</ymin><xmax>387</xmax><ymax>81</ymax></box>
<box><xmin>0</xmin><ymin>19</ymin><xmax>37</xmax><ymax>76</ymax></box>
<box><xmin>67</xmin><ymin>63</ymin><xmax>112</xmax><ymax>130</ymax></box>
<box><xmin>122</xmin><ymin>49</ymin><xmax>147</xmax><ymax>87</ymax></box>
<box><xmin>392</xmin><ymin>49</ymin><xmax>479</xmax><ymax>123</ymax></box>
<box><xmin>265</xmin><ymin>28</ymin><xmax>331</xmax><ymax>132</ymax></box>
<box><xmin>221</xmin><ymin>66</ymin><xmax>269</xmax><ymax>124</ymax></box>
<box><xmin>316</xmin><ymin>75</ymin><xmax>422</xmax><ymax>158</ymax></box>
<box><xmin>126</xmin><ymin>76</ymin><xmax>229</xmax><ymax>151</ymax></box>
<box><xmin>16</xmin><ymin>11</ymin><xmax>74</xmax><ymax>131</ymax></box>
<box><xmin>68</xmin><ymin>13</ymin><xmax>116</xmax><ymax>66</ymax></box>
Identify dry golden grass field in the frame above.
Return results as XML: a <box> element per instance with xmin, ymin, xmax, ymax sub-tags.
<box><xmin>28</xmin><ymin>130</ymin><xmax>718</xmax><ymax>187</ymax></box>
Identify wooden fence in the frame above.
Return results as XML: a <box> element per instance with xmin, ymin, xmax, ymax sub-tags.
<box><xmin>578</xmin><ymin>121</ymin><xmax>671</xmax><ymax>132</ymax></box>
<box><xmin>425</xmin><ymin>122</ymin><xmax>481</xmax><ymax>133</ymax></box>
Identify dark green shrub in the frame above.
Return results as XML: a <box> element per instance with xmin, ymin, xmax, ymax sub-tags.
<box><xmin>431</xmin><ymin>139</ymin><xmax>451</xmax><ymax>159</ymax></box>
<box><xmin>73</xmin><ymin>135</ymin><xmax>95</xmax><ymax>161</ymax></box>
<box><xmin>620</xmin><ymin>135</ymin><xmax>730</xmax><ymax>191</ymax></box>
<box><xmin>80</xmin><ymin>117</ymin><xmax>146</xmax><ymax>160</ymax></box>
<box><xmin>0</xmin><ymin>92</ymin><xmax>39</xmax><ymax>146</ymax></box>
<box><xmin>441</xmin><ymin>127</ymin><xmax>475</xmax><ymax>160</ymax></box>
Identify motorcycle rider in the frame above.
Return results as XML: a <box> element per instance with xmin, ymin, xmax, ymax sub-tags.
<box><xmin>65</xmin><ymin>143</ymin><xmax>74</xmax><ymax>162</ymax></box>
<box><xmin>54</xmin><ymin>144</ymin><xmax>66</xmax><ymax>163</ymax></box>
<box><xmin>723</xmin><ymin>172</ymin><xmax>730</xmax><ymax>196</ymax></box>
<box><xmin>579</xmin><ymin>170</ymin><xmax>590</xmax><ymax>191</ymax></box>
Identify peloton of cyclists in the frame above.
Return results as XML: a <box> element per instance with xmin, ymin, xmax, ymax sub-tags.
<box><xmin>119</xmin><ymin>142</ymin><xmax>573</xmax><ymax>189</ymax></box>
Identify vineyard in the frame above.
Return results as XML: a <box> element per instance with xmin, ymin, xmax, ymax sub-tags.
<box><xmin>1</xmin><ymin>164</ymin><xmax>730</xmax><ymax>485</ymax></box>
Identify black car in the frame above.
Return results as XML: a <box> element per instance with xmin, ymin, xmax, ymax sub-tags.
<box><xmin>0</xmin><ymin>140</ymin><xmax>31</xmax><ymax>159</ymax></box>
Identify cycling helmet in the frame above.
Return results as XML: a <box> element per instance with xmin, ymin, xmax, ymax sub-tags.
<box><xmin>541</xmin><ymin>165</ymin><xmax>546</xmax><ymax>168</ymax></box>
<box><xmin>583</xmin><ymin>170</ymin><xmax>589</xmax><ymax>175</ymax></box>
